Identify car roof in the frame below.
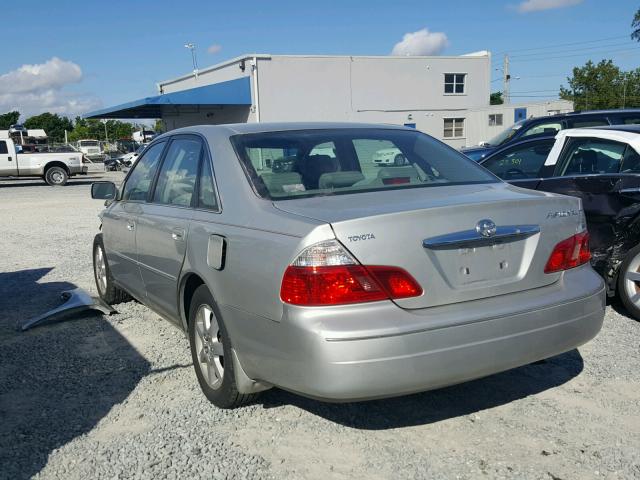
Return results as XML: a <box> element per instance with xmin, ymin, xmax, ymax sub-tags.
<box><xmin>519</xmin><ymin>108</ymin><xmax>640</xmax><ymax>126</ymax></box>
<box><xmin>165</xmin><ymin>122</ymin><xmax>410</xmax><ymax>138</ymax></box>
<box><xmin>589</xmin><ymin>124</ymin><xmax>640</xmax><ymax>134</ymax></box>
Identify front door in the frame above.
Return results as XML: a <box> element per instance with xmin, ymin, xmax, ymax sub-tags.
<box><xmin>0</xmin><ymin>140</ymin><xmax>17</xmax><ymax>176</ymax></box>
<box><xmin>102</xmin><ymin>140</ymin><xmax>166</xmax><ymax>299</ymax></box>
<box><xmin>480</xmin><ymin>138</ymin><xmax>555</xmax><ymax>190</ymax></box>
<box><xmin>136</xmin><ymin>135</ymin><xmax>202</xmax><ymax>320</ymax></box>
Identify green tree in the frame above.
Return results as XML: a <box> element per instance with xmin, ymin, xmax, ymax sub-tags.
<box><xmin>68</xmin><ymin>117</ymin><xmax>134</xmax><ymax>142</ymax></box>
<box><xmin>0</xmin><ymin>111</ymin><xmax>20</xmax><ymax>129</ymax></box>
<box><xmin>632</xmin><ymin>8</ymin><xmax>640</xmax><ymax>41</ymax></box>
<box><xmin>24</xmin><ymin>112</ymin><xmax>74</xmax><ymax>143</ymax></box>
<box><xmin>559</xmin><ymin>59</ymin><xmax>640</xmax><ymax>110</ymax></box>
<box><xmin>154</xmin><ymin>119</ymin><xmax>165</xmax><ymax>134</ymax></box>
<box><xmin>490</xmin><ymin>91</ymin><xmax>504</xmax><ymax>105</ymax></box>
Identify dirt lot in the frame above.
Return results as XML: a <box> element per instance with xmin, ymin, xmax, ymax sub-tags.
<box><xmin>0</xmin><ymin>171</ymin><xmax>639</xmax><ymax>480</ymax></box>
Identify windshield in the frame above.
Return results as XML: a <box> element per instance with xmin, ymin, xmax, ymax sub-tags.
<box><xmin>485</xmin><ymin>121</ymin><xmax>524</xmax><ymax>147</ymax></box>
<box><xmin>232</xmin><ymin>128</ymin><xmax>499</xmax><ymax>200</ymax></box>
<box><xmin>80</xmin><ymin>141</ymin><xmax>99</xmax><ymax>147</ymax></box>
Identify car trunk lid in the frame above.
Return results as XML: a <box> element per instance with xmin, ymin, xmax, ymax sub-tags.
<box><xmin>274</xmin><ymin>183</ymin><xmax>584</xmax><ymax>309</ymax></box>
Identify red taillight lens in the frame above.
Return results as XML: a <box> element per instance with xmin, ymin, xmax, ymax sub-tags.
<box><xmin>382</xmin><ymin>177</ymin><xmax>410</xmax><ymax>185</ymax></box>
<box><xmin>281</xmin><ymin>265</ymin><xmax>422</xmax><ymax>306</ymax></box>
<box><xmin>544</xmin><ymin>231</ymin><xmax>591</xmax><ymax>273</ymax></box>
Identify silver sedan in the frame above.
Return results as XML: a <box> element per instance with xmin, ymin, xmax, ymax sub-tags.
<box><xmin>91</xmin><ymin>122</ymin><xmax>605</xmax><ymax>408</ymax></box>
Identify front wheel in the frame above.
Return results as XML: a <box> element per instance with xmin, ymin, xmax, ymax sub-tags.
<box><xmin>616</xmin><ymin>243</ymin><xmax>640</xmax><ymax>321</ymax></box>
<box><xmin>93</xmin><ymin>234</ymin><xmax>132</xmax><ymax>305</ymax></box>
<box><xmin>44</xmin><ymin>166</ymin><xmax>68</xmax><ymax>186</ymax></box>
<box><xmin>188</xmin><ymin>285</ymin><xmax>257</xmax><ymax>408</ymax></box>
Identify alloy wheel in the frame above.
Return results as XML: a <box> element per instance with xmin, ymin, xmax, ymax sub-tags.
<box><xmin>193</xmin><ymin>305</ymin><xmax>225</xmax><ymax>389</ymax></box>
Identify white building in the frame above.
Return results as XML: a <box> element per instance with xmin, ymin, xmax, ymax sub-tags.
<box><xmin>85</xmin><ymin>52</ymin><xmax>572</xmax><ymax>147</ymax></box>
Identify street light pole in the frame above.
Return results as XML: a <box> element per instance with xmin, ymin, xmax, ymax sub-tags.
<box><xmin>185</xmin><ymin>43</ymin><xmax>199</xmax><ymax>78</ymax></box>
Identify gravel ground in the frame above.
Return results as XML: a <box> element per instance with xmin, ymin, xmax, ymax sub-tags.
<box><xmin>0</xmin><ymin>171</ymin><xmax>639</xmax><ymax>480</ymax></box>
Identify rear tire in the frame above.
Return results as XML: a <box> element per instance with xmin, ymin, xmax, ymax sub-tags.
<box><xmin>188</xmin><ymin>285</ymin><xmax>258</xmax><ymax>408</ymax></box>
<box><xmin>93</xmin><ymin>234</ymin><xmax>132</xmax><ymax>305</ymax></box>
<box><xmin>616</xmin><ymin>243</ymin><xmax>640</xmax><ymax>321</ymax></box>
<box><xmin>44</xmin><ymin>166</ymin><xmax>68</xmax><ymax>186</ymax></box>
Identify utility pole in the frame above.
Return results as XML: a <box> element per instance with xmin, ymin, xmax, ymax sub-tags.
<box><xmin>503</xmin><ymin>54</ymin><xmax>510</xmax><ymax>104</ymax></box>
<box><xmin>623</xmin><ymin>74</ymin><xmax>628</xmax><ymax>109</ymax></box>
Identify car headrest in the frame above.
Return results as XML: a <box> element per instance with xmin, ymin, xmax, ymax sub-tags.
<box><xmin>260</xmin><ymin>172</ymin><xmax>304</xmax><ymax>194</ymax></box>
<box><xmin>318</xmin><ymin>171</ymin><xmax>365</xmax><ymax>189</ymax></box>
<box><xmin>377</xmin><ymin>166</ymin><xmax>420</xmax><ymax>180</ymax></box>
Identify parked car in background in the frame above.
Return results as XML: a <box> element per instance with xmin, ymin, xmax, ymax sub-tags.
<box><xmin>463</xmin><ymin>109</ymin><xmax>640</xmax><ymax>161</ymax></box>
<box><xmin>0</xmin><ymin>137</ymin><xmax>87</xmax><ymax>185</ymax></box>
<box><xmin>76</xmin><ymin>139</ymin><xmax>103</xmax><ymax>160</ymax></box>
<box><xmin>90</xmin><ymin>122</ymin><xmax>604</xmax><ymax>409</ymax></box>
<box><xmin>372</xmin><ymin>147</ymin><xmax>407</xmax><ymax>166</ymax></box>
<box><xmin>480</xmin><ymin>125</ymin><xmax>640</xmax><ymax>319</ymax></box>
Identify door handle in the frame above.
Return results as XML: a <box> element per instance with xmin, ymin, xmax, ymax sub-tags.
<box><xmin>619</xmin><ymin>187</ymin><xmax>640</xmax><ymax>194</ymax></box>
<box><xmin>126</xmin><ymin>221</ymin><xmax>135</xmax><ymax>231</ymax></box>
<box><xmin>171</xmin><ymin>228</ymin><xmax>185</xmax><ymax>241</ymax></box>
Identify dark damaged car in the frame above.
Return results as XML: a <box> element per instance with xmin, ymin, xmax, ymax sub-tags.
<box><xmin>479</xmin><ymin>125</ymin><xmax>640</xmax><ymax>319</ymax></box>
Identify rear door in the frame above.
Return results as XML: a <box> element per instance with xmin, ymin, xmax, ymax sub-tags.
<box><xmin>480</xmin><ymin>138</ymin><xmax>555</xmax><ymax>190</ymax></box>
<box><xmin>534</xmin><ymin>136</ymin><xmax>633</xmax><ymax>258</ymax></box>
<box><xmin>0</xmin><ymin>140</ymin><xmax>17</xmax><ymax>176</ymax></box>
<box><xmin>136</xmin><ymin>135</ymin><xmax>201</xmax><ymax>320</ymax></box>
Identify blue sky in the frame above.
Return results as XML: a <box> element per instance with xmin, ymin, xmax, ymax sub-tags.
<box><xmin>0</xmin><ymin>0</ymin><xmax>638</xmax><ymax>118</ymax></box>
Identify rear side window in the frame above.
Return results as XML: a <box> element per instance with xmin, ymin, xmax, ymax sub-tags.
<box><xmin>122</xmin><ymin>141</ymin><xmax>165</xmax><ymax>201</ymax></box>
<box><xmin>153</xmin><ymin>138</ymin><xmax>201</xmax><ymax>207</ymax></box>
<box><xmin>621</xmin><ymin>146</ymin><xmax>640</xmax><ymax>173</ymax></box>
<box><xmin>482</xmin><ymin>140</ymin><xmax>554</xmax><ymax>180</ymax></box>
<box><xmin>231</xmin><ymin>129</ymin><xmax>498</xmax><ymax>200</ymax></box>
<box><xmin>558</xmin><ymin>137</ymin><xmax>626</xmax><ymax>175</ymax></box>
<box><xmin>0</xmin><ymin>141</ymin><xmax>7</xmax><ymax>154</ymax></box>
<box><xmin>566</xmin><ymin>118</ymin><xmax>609</xmax><ymax>128</ymax></box>
<box><xmin>198</xmin><ymin>156</ymin><xmax>218</xmax><ymax>210</ymax></box>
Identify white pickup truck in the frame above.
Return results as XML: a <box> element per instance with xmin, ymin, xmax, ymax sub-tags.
<box><xmin>0</xmin><ymin>138</ymin><xmax>87</xmax><ymax>186</ymax></box>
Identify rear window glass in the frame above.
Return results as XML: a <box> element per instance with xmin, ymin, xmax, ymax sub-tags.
<box><xmin>231</xmin><ymin>129</ymin><xmax>498</xmax><ymax>200</ymax></box>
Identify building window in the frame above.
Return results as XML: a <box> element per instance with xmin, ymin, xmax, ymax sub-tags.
<box><xmin>444</xmin><ymin>73</ymin><xmax>466</xmax><ymax>94</ymax></box>
<box><xmin>444</xmin><ymin>118</ymin><xmax>465</xmax><ymax>138</ymax></box>
<box><xmin>489</xmin><ymin>114</ymin><xmax>503</xmax><ymax>126</ymax></box>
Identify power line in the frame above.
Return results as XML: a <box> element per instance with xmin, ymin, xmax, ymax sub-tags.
<box><xmin>510</xmin><ymin>47</ymin><xmax>639</xmax><ymax>63</ymax></box>
<box><xmin>509</xmin><ymin>41</ymin><xmax>635</xmax><ymax>59</ymax></box>
<box><xmin>493</xmin><ymin>34</ymin><xmax>630</xmax><ymax>56</ymax></box>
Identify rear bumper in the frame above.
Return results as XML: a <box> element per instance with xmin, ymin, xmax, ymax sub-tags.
<box><xmin>227</xmin><ymin>265</ymin><xmax>605</xmax><ymax>402</ymax></box>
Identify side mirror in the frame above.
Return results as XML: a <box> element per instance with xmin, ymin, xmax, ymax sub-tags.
<box><xmin>91</xmin><ymin>181</ymin><xmax>117</xmax><ymax>200</ymax></box>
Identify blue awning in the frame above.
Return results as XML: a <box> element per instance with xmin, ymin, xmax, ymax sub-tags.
<box><xmin>84</xmin><ymin>77</ymin><xmax>252</xmax><ymax>119</ymax></box>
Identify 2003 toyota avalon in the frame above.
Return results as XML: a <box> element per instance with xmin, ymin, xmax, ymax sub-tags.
<box><xmin>90</xmin><ymin>123</ymin><xmax>606</xmax><ymax>409</ymax></box>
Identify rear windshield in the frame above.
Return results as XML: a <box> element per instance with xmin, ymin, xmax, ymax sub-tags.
<box><xmin>231</xmin><ymin>129</ymin><xmax>499</xmax><ymax>200</ymax></box>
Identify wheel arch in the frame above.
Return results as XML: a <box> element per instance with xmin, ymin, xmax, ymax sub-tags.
<box><xmin>179</xmin><ymin>272</ymin><xmax>206</xmax><ymax>331</ymax></box>
<box><xmin>44</xmin><ymin>161</ymin><xmax>71</xmax><ymax>175</ymax></box>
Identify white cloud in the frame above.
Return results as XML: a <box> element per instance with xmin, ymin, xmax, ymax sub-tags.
<box><xmin>0</xmin><ymin>57</ymin><xmax>100</xmax><ymax>118</ymax></box>
<box><xmin>207</xmin><ymin>44</ymin><xmax>222</xmax><ymax>55</ymax></box>
<box><xmin>391</xmin><ymin>28</ymin><xmax>449</xmax><ymax>56</ymax></box>
<box><xmin>515</xmin><ymin>0</ymin><xmax>583</xmax><ymax>13</ymax></box>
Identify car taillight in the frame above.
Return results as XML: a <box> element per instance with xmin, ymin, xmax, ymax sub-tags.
<box><xmin>280</xmin><ymin>240</ymin><xmax>422</xmax><ymax>306</ymax></box>
<box><xmin>544</xmin><ymin>231</ymin><xmax>591</xmax><ymax>273</ymax></box>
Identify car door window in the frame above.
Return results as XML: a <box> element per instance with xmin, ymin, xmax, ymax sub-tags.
<box><xmin>482</xmin><ymin>140</ymin><xmax>554</xmax><ymax>180</ymax></box>
<box><xmin>621</xmin><ymin>145</ymin><xmax>640</xmax><ymax>173</ymax></box>
<box><xmin>565</xmin><ymin>118</ymin><xmax>609</xmax><ymax>129</ymax></box>
<box><xmin>153</xmin><ymin>137</ymin><xmax>201</xmax><ymax>207</ymax></box>
<box><xmin>122</xmin><ymin>141</ymin><xmax>165</xmax><ymax>201</ymax></box>
<box><xmin>520</xmin><ymin>121</ymin><xmax>561</xmax><ymax>138</ymax></box>
<box><xmin>558</xmin><ymin>137</ymin><xmax>626</xmax><ymax>176</ymax></box>
<box><xmin>0</xmin><ymin>141</ymin><xmax>7</xmax><ymax>154</ymax></box>
<box><xmin>198</xmin><ymin>154</ymin><xmax>219</xmax><ymax>210</ymax></box>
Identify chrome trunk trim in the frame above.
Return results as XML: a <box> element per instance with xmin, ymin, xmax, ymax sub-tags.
<box><xmin>423</xmin><ymin>225</ymin><xmax>540</xmax><ymax>250</ymax></box>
